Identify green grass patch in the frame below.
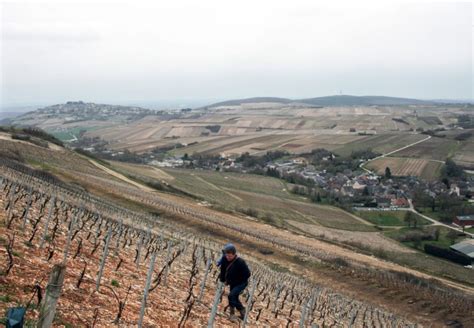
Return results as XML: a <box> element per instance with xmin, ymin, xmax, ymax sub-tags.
<box><xmin>414</xmin><ymin>207</ymin><xmax>452</xmax><ymax>223</ymax></box>
<box><xmin>25</xmin><ymin>158</ymin><xmax>54</xmax><ymax>172</ymax></box>
<box><xmin>465</xmin><ymin>227</ymin><xmax>474</xmax><ymax>233</ymax></box>
<box><xmin>357</xmin><ymin>210</ymin><xmax>431</xmax><ymax>226</ymax></box>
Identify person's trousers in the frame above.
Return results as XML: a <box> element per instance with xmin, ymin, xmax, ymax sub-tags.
<box><xmin>228</xmin><ymin>282</ymin><xmax>248</xmax><ymax>310</ymax></box>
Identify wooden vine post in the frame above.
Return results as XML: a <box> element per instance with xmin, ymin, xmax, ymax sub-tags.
<box><xmin>198</xmin><ymin>258</ymin><xmax>212</xmax><ymax>303</ymax></box>
<box><xmin>39</xmin><ymin>195</ymin><xmax>55</xmax><ymax>249</ymax></box>
<box><xmin>138</xmin><ymin>250</ymin><xmax>158</xmax><ymax>328</ymax></box>
<box><xmin>37</xmin><ymin>264</ymin><xmax>66</xmax><ymax>328</ymax></box>
<box><xmin>207</xmin><ymin>280</ymin><xmax>224</xmax><ymax>328</ymax></box>
<box><xmin>95</xmin><ymin>227</ymin><xmax>113</xmax><ymax>291</ymax></box>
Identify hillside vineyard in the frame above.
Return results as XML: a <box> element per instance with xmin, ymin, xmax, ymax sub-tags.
<box><xmin>0</xmin><ymin>159</ymin><xmax>423</xmax><ymax>327</ymax></box>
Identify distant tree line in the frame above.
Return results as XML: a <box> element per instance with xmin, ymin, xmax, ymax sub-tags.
<box><xmin>457</xmin><ymin>114</ymin><xmax>474</xmax><ymax>129</ymax></box>
<box><xmin>235</xmin><ymin>150</ymin><xmax>289</xmax><ymax>168</ymax></box>
<box><xmin>299</xmin><ymin>148</ymin><xmax>380</xmax><ymax>174</ymax></box>
<box><xmin>454</xmin><ymin>131</ymin><xmax>472</xmax><ymax>141</ymax></box>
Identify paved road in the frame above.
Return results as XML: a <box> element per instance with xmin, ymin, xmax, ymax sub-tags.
<box><xmin>407</xmin><ymin>199</ymin><xmax>474</xmax><ymax>238</ymax></box>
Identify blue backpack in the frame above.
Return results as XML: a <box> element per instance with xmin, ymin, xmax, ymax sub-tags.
<box><xmin>6</xmin><ymin>307</ymin><xmax>26</xmax><ymax>328</ymax></box>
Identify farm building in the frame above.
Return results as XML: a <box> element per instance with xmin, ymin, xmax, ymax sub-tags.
<box><xmin>453</xmin><ymin>215</ymin><xmax>474</xmax><ymax>227</ymax></box>
<box><xmin>450</xmin><ymin>239</ymin><xmax>474</xmax><ymax>260</ymax></box>
<box><xmin>391</xmin><ymin>198</ymin><xmax>409</xmax><ymax>208</ymax></box>
<box><xmin>292</xmin><ymin>157</ymin><xmax>308</xmax><ymax>165</ymax></box>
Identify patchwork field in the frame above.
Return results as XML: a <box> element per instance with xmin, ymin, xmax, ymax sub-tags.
<box><xmin>333</xmin><ymin>134</ymin><xmax>427</xmax><ymax>156</ymax></box>
<box><xmin>393</xmin><ymin>137</ymin><xmax>460</xmax><ymax>161</ymax></box>
<box><xmin>152</xmin><ymin>132</ymin><xmax>430</xmax><ymax>158</ymax></box>
<box><xmin>171</xmin><ymin>134</ymin><xmax>302</xmax><ymax>157</ymax></box>
<box><xmin>453</xmin><ymin>140</ymin><xmax>474</xmax><ymax>169</ymax></box>
<box><xmin>79</xmin><ymin>104</ymin><xmax>465</xmax><ymax>158</ymax></box>
<box><xmin>169</xmin><ymin>133</ymin><xmax>374</xmax><ymax>157</ymax></box>
<box><xmin>277</xmin><ymin>134</ymin><xmax>368</xmax><ymax>154</ymax></box>
<box><xmin>365</xmin><ymin>157</ymin><xmax>443</xmax><ymax>180</ymax></box>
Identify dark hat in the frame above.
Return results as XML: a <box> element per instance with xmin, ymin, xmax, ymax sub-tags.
<box><xmin>222</xmin><ymin>243</ymin><xmax>236</xmax><ymax>254</ymax></box>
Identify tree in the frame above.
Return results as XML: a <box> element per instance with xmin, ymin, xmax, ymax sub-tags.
<box><xmin>385</xmin><ymin>167</ymin><xmax>392</xmax><ymax>179</ymax></box>
<box><xmin>446</xmin><ymin>229</ymin><xmax>458</xmax><ymax>245</ymax></box>
<box><xmin>362</xmin><ymin>186</ymin><xmax>370</xmax><ymax>196</ymax></box>
<box><xmin>433</xmin><ymin>227</ymin><xmax>440</xmax><ymax>241</ymax></box>
<box><xmin>310</xmin><ymin>191</ymin><xmax>322</xmax><ymax>203</ymax></box>
<box><xmin>413</xmin><ymin>215</ymin><xmax>418</xmax><ymax>228</ymax></box>
<box><xmin>441</xmin><ymin>177</ymin><xmax>450</xmax><ymax>189</ymax></box>
<box><xmin>442</xmin><ymin>158</ymin><xmax>464</xmax><ymax>178</ymax></box>
<box><xmin>412</xmin><ymin>188</ymin><xmax>433</xmax><ymax>210</ymax></box>
<box><xmin>266</xmin><ymin>167</ymin><xmax>280</xmax><ymax>178</ymax></box>
<box><xmin>404</xmin><ymin>212</ymin><xmax>416</xmax><ymax>228</ymax></box>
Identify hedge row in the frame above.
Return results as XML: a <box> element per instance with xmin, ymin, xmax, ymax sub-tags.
<box><xmin>424</xmin><ymin>244</ymin><xmax>471</xmax><ymax>266</ymax></box>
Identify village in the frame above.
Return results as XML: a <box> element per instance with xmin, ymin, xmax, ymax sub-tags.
<box><xmin>150</xmin><ymin>150</ymin><xmax>473</xmax><ymax>218</ymax></box>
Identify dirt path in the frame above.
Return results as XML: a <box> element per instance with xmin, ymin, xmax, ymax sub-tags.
<box><xmin>87</xmin><ymin>159</ymin><xmax>156</xmax><ymax>192</ymax></box>
<box><xmin>345</xmin><ymin>210</ymin><xmax>375</xmax><ymax>225</ymax></box>
<box><xmin>150</xmin><ymin>167</ymin><xmax>176</xmax><ymax>181</ymax></box>
<box><xmin>193</xmin><ymin>175</ymin><xmax>243</xmax><ymax>201</ymax></box>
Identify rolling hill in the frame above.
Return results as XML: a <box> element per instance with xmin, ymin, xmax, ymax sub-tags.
<box><xmin>297</xmin><ymin>95</ymin><xmax>434</xmax><ymax>106</ymax></box>
<box><xmin>205</xmin><ymin>95</ymin><xmax>435</xmax><ymax>108</ymax></box>
<box><xmin>204</xmin><ymin>97</ymin><xmax>293</xmax><ymax>107</ymax></box>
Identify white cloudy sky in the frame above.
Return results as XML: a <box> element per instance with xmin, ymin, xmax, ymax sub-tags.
<box><xmin>0</xmin><ymin>0</ymin><xmax>472</xmax><ymax>108</ymax></box>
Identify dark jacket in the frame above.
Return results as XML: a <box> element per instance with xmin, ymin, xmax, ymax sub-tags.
<box><xmin>219</xmin><ymin>256</ymin><xmax>251</xmax><ymax>288</ymax></box>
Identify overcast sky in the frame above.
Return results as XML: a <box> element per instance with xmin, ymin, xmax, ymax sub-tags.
<box><xmin>1</xmin><ymin>1</ymin><xmax>472</xmax><ymax>109</ymax></box>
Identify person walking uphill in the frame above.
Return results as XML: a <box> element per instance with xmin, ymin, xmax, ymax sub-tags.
<box><xmin>219</xmin><ymin>243</ymin><xmax>251</xmax><ymax>321</ymax></box>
